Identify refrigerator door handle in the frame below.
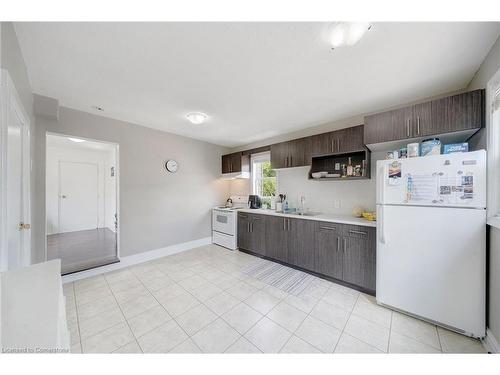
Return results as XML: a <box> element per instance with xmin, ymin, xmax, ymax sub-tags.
<box><xmin>377</xmin><ymin>162</ymin><xmax>387</xmax><ymax>204</ymax></box>
<box><xmin>378</xmin><ymin>205</ymin><xmax>386</xmax><ymax>244</ymax></box>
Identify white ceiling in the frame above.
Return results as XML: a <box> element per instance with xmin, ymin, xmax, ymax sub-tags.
<box><xmin>15</xmin><ymin>22</ymin><xmax>500</xmax><ymax>147</ymax></box>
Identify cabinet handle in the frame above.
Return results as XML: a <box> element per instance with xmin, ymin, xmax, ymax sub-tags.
<box><xmin>331</xmin><ymin>139</ymin><xmax>334</xmax><ymax>152</ymax></box>
<box><xmin>417</xmin><ymin>116</ymin><xmax>420</xmax><ymax>135</ymax></box>
<box><xmin>343</xmin><ymin>238</ymin><xmax>347</xmax><ymax>253</ymax></box>
<box><xmin>337</xmin><ymin>138</ymin><xmax>340</xmax><ymax>151</ymax></box>
<box><xmin>337</xmin><ymin>237</ymin><xmax>340</xmax><ymax>252</ymax></box>
<box><xmin>320</xmin><ymin>226</ymin><xmax>336</xmax><ymax>231</ymax></box>
<box><xmin>251</xmin><ymin>222</ymin><xmax>253</xmax><ymax>232</ymax></box>
<box><xmin>349</xmin><ymin>229</ymin><xmax>367</xmax><ymax>235</ymax></box>
<box><xmin>288</xmin><ymin>219</ymin><xmax>291</xmax><ymax>231</ymax></box>
<box><xmin>290</xmin><ymin>155</ymin><xmax>292</xmax><ymax>166</ymax></box>
<box><xmin>240</xmin><ymin>214</ymin><xmax>248</xmax><ymax>218</ymax></box>
<box><xmin>406</xmin><ymin>119</ymin><xmax>410</xmax><ymax>137</ymax></box>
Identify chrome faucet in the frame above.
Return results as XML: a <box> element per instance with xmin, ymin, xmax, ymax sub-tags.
<box><xmin>299</xmin><ymin>195</ymin><xmax>306</xmax><ymax>214</ymax></box>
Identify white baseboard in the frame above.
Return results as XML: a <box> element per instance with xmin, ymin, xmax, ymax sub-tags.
<box><xmin>483</xmin><ymin>328</ymin><xmax>500</xmax><ymax>353</ymax></box>
<box><xmin>62</xmin><ymin>236</ymin><xmax>212</xmax><ymax>283</ymax></box>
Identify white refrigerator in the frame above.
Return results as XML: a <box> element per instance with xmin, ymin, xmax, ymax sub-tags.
<box><xmin>376</xmin><ymin>150</ymin><xmax>486</xmax><ymax>338</ymax></box>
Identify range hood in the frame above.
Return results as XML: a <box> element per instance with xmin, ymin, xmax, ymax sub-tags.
<box><xmin>220</xmin><ymin>171</ymin><xmax>250</xmax><ymax>180</ymax></box>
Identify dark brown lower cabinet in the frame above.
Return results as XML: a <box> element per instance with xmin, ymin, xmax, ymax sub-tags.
<box><xmin>287</xmin><ymin>218</ymin><xmax>315</xmax><ymax>271</ymax></box>
<box><xmin>237</xmin><ymin>213</ymin><xmax>266</xmax><ymax>256</ymax></box>
<box><xmin>264</xmin><ymin>215</ymin><xmax>288</xmax><ymax>262</ymax></box>
<box><xmin>249</xmin><ymin>215</ymin><xmax>266</xmax><ymax>256</ymax></box>
<box><xmin>237</xmin><ymin>214</ymin><xmax>251</xmax><ymax>250</ymax></box>
<box><xmin>341</xmin><ymin>226</ymin><xmax>376</xmax><ymax>291</ymax></box>
<box><xmin>237</xmin><ymin>213</ymin><xmax>376</xmax><ymax>293</ymax></box>
<box><xmin>314</xmin><ymin>223</ymin><xmax>343</xmax><ymax>279</ymax></box>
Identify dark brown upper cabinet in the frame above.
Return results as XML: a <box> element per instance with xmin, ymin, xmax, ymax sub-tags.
<box><xmin>270</xmin><ymin>142</ymin><xmax>289</xmax><ymax>169</ymax></box>
<box><xmin>338</xmin><ymin>125</ymin><xmax>365</xmax><ymax>153</ymax></box>
<box><xmin>364</xmin><ymin>106</ymin><xmax>413</xmax><ymax>144</ymax></box>
<box><xmin>311</xmin><ymin>125</ymin><xmax>365</xmax><ymax>157</ymax></box>
<box><xmin>364</xmin><ymin>89</ymin><xmax>485</xmax><ymax>146</ymax></box>
<box><xmin>311</xmin><ymin>131</ymin><xmax>337</xmax><ymax>156</ymax></box>
<box><xmin>221</xmin><ymin>152</ymin><xmax>249</xmax><ymax>174</ymax></box>
<box><xmin>270</xmin><ymin>137</ymin><xmax>311</xmax><ymax>169</ymax></box>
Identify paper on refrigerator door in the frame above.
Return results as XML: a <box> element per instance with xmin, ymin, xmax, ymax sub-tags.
<box><xmin>405</xmin><ymin>174</ymin><xmax>438</xmax><ymax>202</ymax></box>
<box><xmin>438</xmin><ymin>173</ymin><xmax>474</xmax><ymax>204</ymax></box>
<box><xmin>388</xmin><ymin>161</ymin><xmax>402</xmax><ymax>186</ymax></box>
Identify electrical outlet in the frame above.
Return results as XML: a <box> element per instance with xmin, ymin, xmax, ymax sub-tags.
<box><xmin>334</xmin><ymin>200</ymin><xmax>341</xmax><ymax>209</ymax></box>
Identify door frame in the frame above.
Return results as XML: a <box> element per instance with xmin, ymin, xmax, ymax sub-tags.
<box><xmin>44</xmin><ymin>132</ymin><xmax>121</xmax><ymax>260</ymax></box>
<box><xmin>0</xmin><ymin>69</ymin><xmax>32</xmax><ymax>271</ymax></box>
<box><xmin>58</xmin><ymin>160</ymin><xmax>99</xmax><ymax>233</ymax></box>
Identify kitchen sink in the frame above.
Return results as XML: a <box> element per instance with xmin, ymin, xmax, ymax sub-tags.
<box><xmin>288</xmin><ymin>212</ymin><xmax>319</xmax><ymax>217</ymax></box>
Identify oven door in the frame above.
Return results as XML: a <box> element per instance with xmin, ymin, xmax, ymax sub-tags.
<box><xmin>212</xmin><ymin>209</ymin><xmax>235</xmax><ymax>236</ymax></box>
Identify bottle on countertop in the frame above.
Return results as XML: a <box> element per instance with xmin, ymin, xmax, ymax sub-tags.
<box><xmin>347</xmin><ymin>157</ymin><xmax>353</xmax><ymax>177</ymax></box>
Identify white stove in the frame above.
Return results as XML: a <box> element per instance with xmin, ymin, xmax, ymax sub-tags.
<box><xmin>212</xmin><ymin>196</ymin><xmax>248</xmax><ymax>250</ymax></box>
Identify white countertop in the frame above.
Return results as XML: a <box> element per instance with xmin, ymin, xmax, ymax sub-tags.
<box><xmin>237</xmin><ymin>208</ymin><xmax>377</xmax><ymax>227</ymax></box>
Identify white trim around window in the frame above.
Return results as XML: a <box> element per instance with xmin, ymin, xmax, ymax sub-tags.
<box><xmin>250</xmin><ymin>151</ymin><xmax>277</xmax><ymax>198</ymax></box>
<box><xmin>487</xmin><ymin>67</ymin><xmax>500</xmax><ymax>229</ymax></box>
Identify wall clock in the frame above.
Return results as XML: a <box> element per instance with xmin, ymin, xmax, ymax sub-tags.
<box><xmin>165</xmin><ymin>159</ymin><xmax>178</xmax><ymax>173</ymax></box>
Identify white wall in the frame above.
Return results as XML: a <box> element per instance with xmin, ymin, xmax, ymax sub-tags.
<box><xmin>45</xmin><ymin>144</ymin><xmax>116</xmax><ymax>235</ymax></box>
<box><xmin>230</xmin><ymin>151</ymin><xmax>385</xmax><ymax>215</ymax></box>
<box><xmin>34</xmin><ymin>105</ymin><xmax>230</xmax><ymax>262</ymax></box>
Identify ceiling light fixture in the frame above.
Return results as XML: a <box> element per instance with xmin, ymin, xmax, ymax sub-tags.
<box><xmin>186</xmin><ymin>112</ymin><xmax>208</xmax><ymax>125</ymax></box>
<box><xmin>68</xmin><ymin>137</ymin><xmax>86</xmax><ymax>143</ymax></box>
<box><xmin>329</xmin><ymin>22</ymin><xmax>371</xmax><ymax>49</ymax></box>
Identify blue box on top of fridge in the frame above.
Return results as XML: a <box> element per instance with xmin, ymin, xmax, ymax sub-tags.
<box><xmin>443</xmin><ymin>143</ymin><xmax>469</xmax><ymax>154</ymax></box>
<box><xmin>420</xmin><ymin>138</ymin><xmax>441</xmax><ymax>156</ymax></box>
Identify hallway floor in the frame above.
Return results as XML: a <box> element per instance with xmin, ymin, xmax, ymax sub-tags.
<box><xmin>64</xmin><ymin>244</ymin><xmax>486</xmax><ymax>354</ymax></box>
<box><xmin>48</xmin><ymin>228</ymin><xmax>118</xmax><ymax>274</ymax></box>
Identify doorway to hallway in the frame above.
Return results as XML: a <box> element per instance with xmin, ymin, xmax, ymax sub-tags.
<box><xmin>45</xmin><ymin>133</ymin><xmax>119</xmax><ymax>274</ymax></box>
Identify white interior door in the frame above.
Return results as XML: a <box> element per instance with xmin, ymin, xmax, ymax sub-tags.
<box><xmin>6</xmin><ymin>101</ymin><xmax>23</xmax><ymax>269</ymax></box>
<box><xmin>1</xmin><ymin>70</ymin><xmax>31</xmax><ymax>272</ymax></box>
<box><xmin>59</xmin><ymin>161</ymin><xmax>99</xmax><ymax>233</ymax></box>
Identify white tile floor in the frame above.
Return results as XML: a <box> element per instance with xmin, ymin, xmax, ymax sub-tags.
<box><xmin>64</xmin><ymin>244</ymin><xmax>486</xmax><ymax>354</ymax></box>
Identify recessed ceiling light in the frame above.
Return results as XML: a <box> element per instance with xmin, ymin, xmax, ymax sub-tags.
<box><xmin>329</xmin><ymin>22</ymin><xmax>371</xmax><ymax>49</ymax></box>
<box><xmin>68</xmin><ymin>137</ymin><xmax>86</xmax><ymax>143</ymax></box>
<box><xmin>186</xmin><ymin>112</ymin><xmax>208</xmax><ymax>125</ymax></box>
<box><xmin>92</xmin><ymin>105</ymin><xmax>104</xmax><ymax>111</ymax></box>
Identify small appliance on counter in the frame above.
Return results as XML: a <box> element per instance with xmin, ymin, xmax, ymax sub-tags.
<box><xmin>248</xmin><ymin>195</ymin><xmax>262</xmax><ymax>209</ymax></box>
